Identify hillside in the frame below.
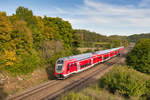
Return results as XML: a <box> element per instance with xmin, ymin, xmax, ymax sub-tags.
<box><xmin>0</xmin><ymin>6</ymin><xmax>130</xmax><ymax>98</ymax></box>
<box><xmin>62</xmin><ymin>65</ymin><xmax>150</xmax><ymax>100</ymax></box>
<box><xmin>62</xmin><ymin>39</ymin><xmax>150</xmax><ymax>100</ymax></box>
<box><xmin>0</xmin><ymin>6</ymin><xmax>129</xmax><ymax>75</ymax></box>
<box><xmin>127</xmin><ymin>33</ymin><xmax>150</xmax><ymax>42</ymax></box>
<box><xmin>75</xmin><ymin>29</ymin><xmax>129</xmax><ymax>50</ymax></box>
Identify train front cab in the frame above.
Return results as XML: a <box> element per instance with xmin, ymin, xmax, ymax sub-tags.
<box><xmin>55</xmin><ymin>59</ymin><xmax>66</xmax><ymax>79</ymax></box>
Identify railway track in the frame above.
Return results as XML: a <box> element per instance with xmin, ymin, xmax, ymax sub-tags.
<box><xmin>7</xmin><ymin>47</ymin><xmax>130</xmax><ymax>100</ymax></box>
<box><xmin>7</xmin><ymin>80</ymin><xmax>60</xmax><ymax>100</ymax></box>
<box><xmin>43</xmin><ymin>60</ymin><xmax>119</xmax><ymax>100</ymax></box>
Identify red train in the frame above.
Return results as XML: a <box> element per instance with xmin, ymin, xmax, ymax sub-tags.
<box><xmin>55</xmin><ymin>46</ymin><xmax>124</xmax><ymax>79</ymax></box>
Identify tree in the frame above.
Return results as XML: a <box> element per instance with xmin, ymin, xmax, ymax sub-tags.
<box><xmin>0</xmin><ymin>12</ymin><xmax>13</xmax><ymax>50</ymax></box>
<box><xmin>12</xmin><ymin>20</ymin><xmax>33</xmax><ymax>54</ymax></box>
<box><xmin>126</xmin><ymin>38</ymin><xmax>150</xmax><ymax>74</ymax></box>
<box><xmin>16</xmin><ymin>6</ymin><xmax>36</xmax><ymax>26</ymax></box>
<box><xmin>0</xmin><ymin>12</ymin><xmax>16</xmax><ymax>67</ymax></box>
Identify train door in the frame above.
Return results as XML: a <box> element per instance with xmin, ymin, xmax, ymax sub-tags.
<box><xmin>93</xmin><ymin>57</ymin><xmax>96</xmax><ymax>64</ymax></box>
<box><xmin>73</xmin><ymin>62</ymin><xmax>77</xmax><ymax>72</ymax></box>
<box><xmin>68</xmin><ymin>63</ymin><xmax>77</xmax><ymax>73</ymax></box>
<box><xmin>70</xmin><ymin>63</ymin><xmax>74</xmax><ymax>73</ymax></box>
<box><xmin>98</xmin><ymin>55</ymin><xmax>102</xmax><ymax>62</ymax></box>
<box><xmin>67</xmin><ymin>63</ymin><xmax>70</xmax><ymax>74</ymax></box>
<box><xmin>67</xmin><ymin>63</ymin><xmax>73</xmax><ymax>74</ymax></box>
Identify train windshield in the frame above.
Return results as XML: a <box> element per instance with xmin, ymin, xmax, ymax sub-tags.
<box><xmin>57</xmin><ymin>65</ymin><xmax>62</xmax><ymax>70</ymax></box>
<box><xmin>57</xmin><ymin>60</ymin><xmax>64</xmax><ymax>64</ymax></box>
<box><xmin>56</xmin><ymin>60</ymin><xmax>64</xmax><ymax>73</ymax></box>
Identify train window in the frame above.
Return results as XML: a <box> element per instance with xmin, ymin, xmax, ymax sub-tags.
<box><xmin>99</xmin><ymin>56</ymin><xmax>101</xmax><ymax>59</ymax></box>
<box><xmin>74</xmin><ymin>63</ymin><xmax>77</xmax><ymax>66</ymax></box>
<box><xmin>57</xmin><ymin>66</ymin><xmax>62</xmax><ymax>70</ymax></box>
<box><xmin>104</xmin><ymin>56</ymin><xmax>108</xmax><ymax>60</ymax></box>
<box><xmin>57</xmin><ymin>60</ymin><xmax>63</xmax><ymax>64</ymax></box>
<box><xmin>67</xmin><ymin>64</ymin><xmax>69</xmax><ymax>71</ymax></box>
<box><xmin>71</xmin><ymin>64</ymin><xmax>73</xmax><ymax>68</ymax></box>
<box><xmin>83</xmin><ymin>64</ymin><xmax>86</xmax><ymax>68</ymax></box>
<box><xmin>94</xmin><ymin>58</ymin><xmax>95</xmax><ymax>61</ymax></box>
<box><xmin>81</xmin><ymin>65</ymin><xmax>84</xmax><ymax>68</ymax></box>
<box><xmin>85</xmin><ymin>63</ymin><xmax>87</xmax><ymax>67</ymax></box>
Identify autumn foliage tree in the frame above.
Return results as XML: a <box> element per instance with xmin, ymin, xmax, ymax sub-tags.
<box><xmin>0</xmin><ymin>7</ymin><xmax>80</xmax><ymax>75</ymax></box>
<box><xmin>0</xmin><ymin>12</ymin><xmax>16</xmax><ymax>67</ymax></box>
<box><xmin>0</xmin><ymin>6</ymin><xmax>128</xmax><ymax>75</ymax></box>
<box><xmin>126</xmin><ymin>38</ymin><xmax>150</xmax><ymax>74</ymax></box>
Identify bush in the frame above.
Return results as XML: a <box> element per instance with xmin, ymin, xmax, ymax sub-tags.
<box><xmin>99</xmin><ymin>65</ymin><xmax>150</xmax><ymax>98</ymax></box>
<box><xmin>6</xmin><ymin>50</ymin><xmax>40</xmax><ymax>75</ymax></box>
<box><xmin>126</xmin><ymin>38</ymin><xmax>150</xmax><ymax>74</ymax></box>
<box><xmin>72</xmin><ymin>48</ymin><xmax>81</xmax><ymax>55</ymax></box>
<box><xmin>62</xmin><ymin>91</ymin><xmax>93</xmax><ymax>100</ymax></box>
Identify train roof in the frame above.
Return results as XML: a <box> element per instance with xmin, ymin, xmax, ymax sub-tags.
<box><xmin>57</xmin><ymin>46</ymin><xmax>124</xmax><ymax>62</ymax></box>
<box><xmin>95</xmin><ymin>46</ymin><xmax>123</xmax><ymax>55</ymax></box>
<box><xmin>58</xmin><ymin>53</ymin><xmax>93</xmax><ymax>61</ymax></box>
<box><xmin>95</xmin><ymin>49</ymin><xmax>110</xmax><ymax>54</ymax></box>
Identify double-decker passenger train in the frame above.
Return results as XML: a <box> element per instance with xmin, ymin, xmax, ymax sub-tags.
<box><xmin>55</xmin><ymin>46</ymin><xmax>124</xmax><ymax>79</ymax></box>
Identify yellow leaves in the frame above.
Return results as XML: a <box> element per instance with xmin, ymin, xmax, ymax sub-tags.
<box><xmin>4</xmin><ymin>50</ymin><xmax>16</xmax><ymax>61</ymax></box>
<box><xmin>44</xmin><ymin>26</ymin><xmax>54</xmax><ymax>40</ymax></box>
<box><xmin>0</xmin><ymin>12</ymin><xmax>13</xmax><ymax>35</ymax></box>
<box><xmin>6</xmin><ymin>62</ymin><xmax>14</xmax><ymax>66</ymax></box>
<box><xmin>2</xmin><ymin>50</ymin><xmax>16</xmax><ymax>66</ymax></box>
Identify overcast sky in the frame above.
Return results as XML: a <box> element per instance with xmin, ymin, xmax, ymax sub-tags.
<box><xmin>0</xmin><ymin>0</ymin><xmax>150</xmax><ymax>36</ymax></box>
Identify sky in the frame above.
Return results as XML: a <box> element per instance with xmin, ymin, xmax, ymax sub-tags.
<box><xmin>0</xmin><ymin>0</ymin><xmax>150</xmax><ymax>36</ymax></box>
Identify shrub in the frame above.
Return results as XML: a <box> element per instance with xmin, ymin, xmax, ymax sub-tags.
<box><xmin>99</xmin><ymin>65</ymin><xmax>150</xmax><ymax>98</ymax></box>
<box><xmin>72</xmin><ymin>48</ymin><xmax>81</xmax><ymax>55</ymax></box>
<box><xmin>126</xmin><ymin>38</ymin><xmax>150</xmax><ymax>74</ymax></box>
<box><xmin>5</xmin><ymin>50</ymin><xmax>40</xmax><ymax>75</ymax></box>
<box><xmin>62</xmin><ymin>91</ymin><xmax>93</xmax><ymax>100</ymax></box>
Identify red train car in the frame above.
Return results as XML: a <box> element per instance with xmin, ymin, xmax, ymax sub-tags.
<box><xmin>55</xmin><ymin>46</ymin><xmax>124</xmax><ymax>79</ymax></box>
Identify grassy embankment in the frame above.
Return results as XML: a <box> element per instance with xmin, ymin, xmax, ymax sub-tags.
<box><xmin>62</xmin><ymin>65</ymin><xmax>150</xmax><ymax>100</ymax></box>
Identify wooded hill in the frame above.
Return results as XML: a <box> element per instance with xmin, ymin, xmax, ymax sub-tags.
<box><xmin>75</xmin><ymin>30</ymin><xmax>129</xmax><ymax>49</ymax></box>
<box><xmin>0</xmin><ymin>6</ymin><xmax>129</xmax><ymax>75</ymax></box>
<box><xmin>127</xmin><ymin>33</ymin><xmax>150</xmax><ymax>42</ymax></box>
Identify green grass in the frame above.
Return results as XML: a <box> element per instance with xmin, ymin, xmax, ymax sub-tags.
<box><xmin>62</xmin><ymin>65</ymin><xmax>150</xmax><ymax>100</ymax></box>
<box><xmin>61</xmin><ymin>86</ymin><xmax>133</xmax><ymax>100</ymax></box>
<box><xmin>99</xmin><ymin>65</ymin><xmax>150</xmax><ymax>99</ymax></box>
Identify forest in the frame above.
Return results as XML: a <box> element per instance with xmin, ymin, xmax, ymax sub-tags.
<box><xmin>63</xmin><ymin>38</ymin><xmax>150</xmax><ymax>100</ymax></box>
<box><xmin>1</xmin><ymin>6</ymin><xmax>150</xmax><ymax>100</ymax></box>
<box><xmin>127</xmin><ymin>33</ymin><xmax>150</xmax><ymax>42</ymax></box>
<box><xmin>0</xmin><ymin>6</ymin><xmax>129</xmax><ymax>75</ymax></box>
<box><xmin>75</xmin><ymin>30</ymin><xmax>129</xmax><ymax>49</ymax></box>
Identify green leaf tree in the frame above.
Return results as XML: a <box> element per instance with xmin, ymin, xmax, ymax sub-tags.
<box><xmin>126</xmin><ymin>38</ymin><xmax>150</xmax><ymax>74</ymax></box>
